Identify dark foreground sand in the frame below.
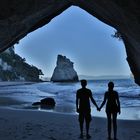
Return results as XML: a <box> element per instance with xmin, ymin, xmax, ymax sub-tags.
<box><xmin>0</xmin><ymin>108</ymin><xmax>139</xmax><ymax>140</ymax></box>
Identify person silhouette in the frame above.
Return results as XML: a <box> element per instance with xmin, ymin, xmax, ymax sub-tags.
<box><xmin>76</xmin><ymin>79</ymin><xmax>99</xmax><ymax>139</ymax></box>
<box><xmin>99</xmin><ymin>82</ymin><xmax>121</xmax><ymax>140</ymax></box>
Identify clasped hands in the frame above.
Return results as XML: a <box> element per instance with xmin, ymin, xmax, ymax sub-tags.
<box><xmin>97</xmin><ymin>106</ymin><xmax>101</xmax><ymax>111</ymax></box>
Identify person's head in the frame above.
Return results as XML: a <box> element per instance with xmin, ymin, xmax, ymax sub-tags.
<box><xmin>80</xmin><ymin>79</ymin><xmax>87</xmax><ymax>88</ymax></box>
<box><xmin>108</xmin><ymin>81</ymin><xmax>114</xmax><ymax>90</ymax></box>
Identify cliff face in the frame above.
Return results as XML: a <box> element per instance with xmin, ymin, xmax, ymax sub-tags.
<box><xmin>0</xmin><ymin>47</ymin><xmax>43</xmax><ymax>81</ymax></box>
<box><xmin>51</xmin><ymin>55</ymin><xmax>79</xmax><ymax>82</ymax></box>
<box><xmin>0</xmin><ymin>1</ymin><xmax>140</xmax><ymax>84</ymax></box>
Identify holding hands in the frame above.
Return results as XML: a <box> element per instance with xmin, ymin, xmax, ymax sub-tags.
<box><xmin>97</xmin><ymin>107</ymin><xmax>100</xmax><ymax>111</ymax></box>
<box><xmin>97</xmin><ymin>106</ymin><xmax>101</xmax><ymax>111</ymax></box>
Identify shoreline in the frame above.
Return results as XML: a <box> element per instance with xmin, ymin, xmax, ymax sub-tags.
<box><xmin>0</xmin><ymin>81</ymin><xmax>140</xmax><ymax>121</ymax></box>
<box><xmin>0</xmin><ymin>96</ymin><xmax>140</xmax><ymax>121</ymax></box>
<box><xmin>0</xmin><ymin>107</ymin><xmax>139</xmax><ymax>140</ymax></box>
<box><xmin>0</xmin><ymin>81</ymin><xmax>38</xmax><ymax>87</ymax></box>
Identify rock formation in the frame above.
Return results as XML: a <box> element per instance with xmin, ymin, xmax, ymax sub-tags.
<box><xmin>0</xmin><ymin>46</ymin><xmax>43</xmax><ymax>81</ymax></box>
<box><xmin>32</xmin><ymin>97</ymin><xmax>56</xmax><ymax>109</ymax></box>
<box><xmin>0</xmin><ymin>1</ymin><xmax>140</xmax><ymax>85</ymax></box>
<box><xmin>51</xmin><ymin>55</ymin><xmax>79</xmax><ymax>82</ymax></box>
<box><xmin>41</xmin><ymin>98</ymin><xmax>56</xmax><ymax>107</ymax></box>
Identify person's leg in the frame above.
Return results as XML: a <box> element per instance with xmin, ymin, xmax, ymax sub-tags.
<box><xmin>85</xmin><ymin>114</ymin><xmax>92</xmax><ymax>139</ymax></box>
<box><xmin>80</xmin><ymin>121</ymin><xmax>84</xmax><ymax>136</ymax></box>
<box><xmin>86</xmin><ymin>121</ymin><xmax>89</xmax><ymax>135</ymax></box>
<box><xmin>113</xmin><ymin>113</ymin><xmax>117</xmax><ymax>139</ymax></box>
<box><xmin>79</xmin><ymin>113</ymin><xmax>84</xmax><ymax>138</ymax></box>
<box><xmin>86</xmin><ymin>121</ymin><xmax>91</xmax><ymax>139</ymax></box>
<box><xmin>106</xmin><ymin>112</ymin><xmax>112</xmax><ymax>139</ymax></box>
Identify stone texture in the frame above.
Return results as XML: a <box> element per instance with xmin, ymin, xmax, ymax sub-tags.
<box><xmin>0</xmin><ymin>1</ymin><xmax>140</xmax><ymax>84</ymax></box>
<box><xmin>32</xmin><ymin>97</ymin><xmax>56</xmax><ymax>108</ymax></box>
<box><xmin>51</xmin><ymin>55</ymin><xmax>79</xmax><ymax>82</ymax></box>
<box><xmin>41</xmin><ymin>97</ymin><xmax>56</xmax><ymax>107</ymax></box>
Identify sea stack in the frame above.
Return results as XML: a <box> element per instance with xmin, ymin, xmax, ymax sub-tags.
<box><xmin>51</xmin><ymin>55</ymin><xmax>79</xmax><ymax>82</ymax></box>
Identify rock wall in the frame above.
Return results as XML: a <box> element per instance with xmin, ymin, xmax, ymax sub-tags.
<box><xmin>51</xmin><ymin>55</ymin><xmax>79</xmax><ymax>82</ymax></box>
<box><xmin>0</xmin><ymin>1</ymin><xmax>140</xmax><ymax>84</ymax></box>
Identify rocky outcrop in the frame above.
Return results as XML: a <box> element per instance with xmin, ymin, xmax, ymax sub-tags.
<box><xmin>0</xmin><ymin>1</ymin><xmax>140</xmax><ymax>85</ymax></box>
<box><xmin>51</xmin><ymin>55</ymin><xmax>79</xmax><ymax>82</ymax></box>
<box><xmin>0</xmin><ymin>46</ymin><xmax>43</xmax><ymax>81</ymax></box>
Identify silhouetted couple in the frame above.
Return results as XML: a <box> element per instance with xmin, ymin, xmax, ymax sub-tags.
<box><xmin>76</xmin><ymin>80</ymin><xmax>121</xmax><ymax>140</ymax></box>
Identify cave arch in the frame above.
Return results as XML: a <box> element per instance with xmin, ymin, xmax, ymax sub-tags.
<box><xmin>0</xmin><ymin>0</ymin><xmax>140</xmax><ymax>85</ymax></box>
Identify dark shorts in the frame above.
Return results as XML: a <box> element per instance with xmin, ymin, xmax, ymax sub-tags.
<box><xmin>106</xmin><ymin>107</ymin><xmax>119</xmax><ymax>114</ymax></box>
<box><xmin>79</xmin><ymin>112</ymin><xmax>92</xmax><ymax>123</ymax></box>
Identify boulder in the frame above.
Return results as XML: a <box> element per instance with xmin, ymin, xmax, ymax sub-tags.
<box><xmin>32</xmin><ymin>97</ymin><xmax>56</xmax><ymax>108</ymax></box>
<box><xmin>41</xmin><ymin>97</ymin><xmax>56</xmax><ymax>107</ymax></box>
<box><xmin>32</xmin><ymin>102</ymin><xmax>41</xmax><ymax>106</ymax></box>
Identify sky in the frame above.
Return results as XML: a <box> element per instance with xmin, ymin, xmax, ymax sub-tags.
<box><xmin>15</xmin><ymin>6</ymin><xmax>131</xmax><ymax>78</ymax></box>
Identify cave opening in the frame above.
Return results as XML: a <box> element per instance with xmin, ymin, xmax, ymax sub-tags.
<box><xmin>14</xmin><ymin>6</ymin><xmax>131</xmax><ymax>80</ymax></box>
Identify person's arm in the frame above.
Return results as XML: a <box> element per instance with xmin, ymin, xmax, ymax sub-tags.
<box><xmin>76</xmin><ymin>91</ymin><xmax>79</xmax><ymax>113</ymax></box>
<box><xmin>100</xmin><ymin>92</ymin><xmax>107</xmax><ymax>110</ymax></box>
<box><xmin>116</xmin><ymin>92</ymin><xmax>121</xmax><ymax>114</ymax></box>
<box><xmin>90</xmin><ymin>92</ymin><xmax>99</xmax><ymax>110</ymax></box>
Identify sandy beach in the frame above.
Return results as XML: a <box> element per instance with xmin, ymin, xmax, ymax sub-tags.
<box><xmin>0</xmin><ymin>81</ymin><xmax>139</xmax><ymax>140</ymax></box>
<box><xmin>0</xmin><ymin>107</ymin><xmax>139</xmax><ymax>140</ymax></box>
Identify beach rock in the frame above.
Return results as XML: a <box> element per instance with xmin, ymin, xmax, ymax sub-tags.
<box><xmin>1</xmin><ymin>1</ymin><xmax>140</xmax><ymax>85</ymax></box>
<box><xmin>51</xmin><ymin>55</ymin><xmax>79</xmax><ymax>82</ymax></box>
<box><xmin>41</xmin><ymin>97</ymin><xmax>56</xmax><ymax>107</ymax></box>
<box><xmin>32</xmin><ymin>97</ymin><xmax>56</xmax><ymax>108</ymax></box>
<box><xmin>32</xmin><ymin>102</ymin><xmax>41</xmax><ymax>106</ymax></box>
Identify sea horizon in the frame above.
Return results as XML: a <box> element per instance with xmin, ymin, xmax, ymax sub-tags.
<box><xmin>41</xmin><ymin>74</ymin><xmax>132</xmax><ymax>82</ymax></box>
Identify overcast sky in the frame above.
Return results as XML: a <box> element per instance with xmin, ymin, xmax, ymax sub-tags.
<box><xmin>15</xmin><ymin>6</ymin><xmax>131</xmax><ymax>77</ymax></box>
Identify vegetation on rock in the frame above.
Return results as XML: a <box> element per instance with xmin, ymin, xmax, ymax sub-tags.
<box><xmin>0</xmin><ymin>47</ymin><xmax>43</xmax><ymax>81</ymax></box>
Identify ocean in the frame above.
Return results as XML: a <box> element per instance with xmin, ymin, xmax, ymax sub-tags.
<box><xmin>0</xmin><ymin>78</ymin><xmax>140</xmax><ymax>120</ymax></box>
